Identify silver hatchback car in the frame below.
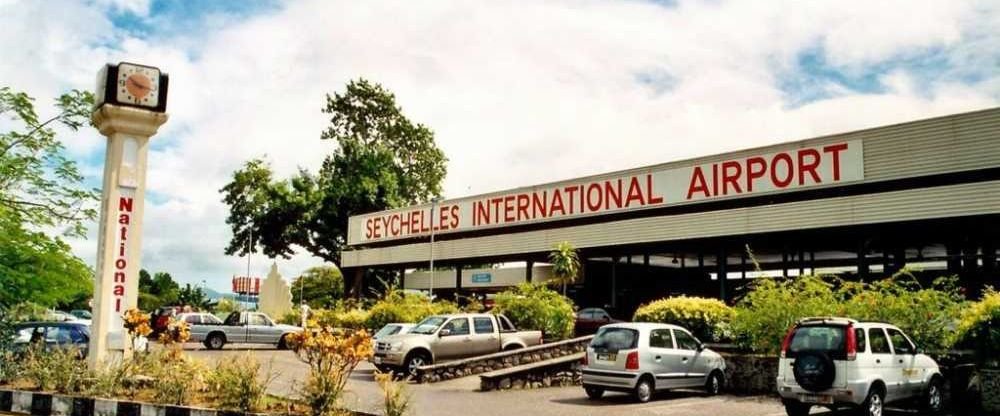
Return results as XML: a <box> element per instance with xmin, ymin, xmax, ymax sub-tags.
<box><xmin>581</xmin><ymin>322</ymin><xmax>727</xmax><ymax>402</ymax></box>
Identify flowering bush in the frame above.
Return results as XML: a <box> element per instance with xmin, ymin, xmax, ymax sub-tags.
<box><xmin>493</xmin><ymin>283</ymin><xmax>575</xmax><ymax>340</ymax></box>
<box><xmin>730</xmin><ymin>272</ymin><xmax>966</xmax><ymax>354</ymax></box>
<box><xmin>633</xmin><ymin>296</ymin><xmax>735</xmax><ymax>342</ymax></box>
<box><xmin>375</xmin><ymin>370</ymin><xmax>410</xmax><ymax>416</ymax></box>
<box><xmin>364</xmin><ymin>290</ymin><xmax>458</xmax><ymax>331</ymax></box>
<box><xmin>207</xmin><ymin>352</ymin><xmax>274</xmax><ymax>412</ymax></box>
<box><xmin>286</xmin><ymin>325</ymin><xmax>373</xmax><ymax>416</ymax></box>
<box><xmin>952</xmin><ymin>289</ymin><xmax>1000</xmax><ymax>367</ymax></box>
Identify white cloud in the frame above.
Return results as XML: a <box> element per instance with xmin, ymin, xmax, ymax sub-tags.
<box><xmin>3</xmin><ymin>0</ymin><xmax>999</xmax><ymax>292</ymax></box>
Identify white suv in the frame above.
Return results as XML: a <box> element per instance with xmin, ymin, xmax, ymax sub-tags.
<box><xmin>581</xmin><ymin>323</ymin><xmax>727</xmax><ymax>403</ymax></box>
<box><xmin>777</xmin><ymin>317</ymin><xmax>944</xmax><ymax>416</ymax></box>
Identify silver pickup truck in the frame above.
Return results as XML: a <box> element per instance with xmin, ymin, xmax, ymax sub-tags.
<box><xmin>181</xmin><ymin>311</ymin><xmax>301</xmax><ymax>350</ymax></box>
<box><xmin>372</xmin><ymin>313</ymin><xmax>543</xmax><ymax>376</ymax></box>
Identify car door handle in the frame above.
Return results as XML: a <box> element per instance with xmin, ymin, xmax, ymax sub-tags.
<box><xmin>681</xmin><ymin>357</ymin><xmax>688</xmax><ymax>362</ymax></box>
<box><xmin>655</xmin><ymin>355</ymin><xmax>661</xmax><ymax>360</ymax></box>
<box><xmin>898</xmin><ymin>359</ymin><xmax>904</xmax><ymax>363</ymax></box>
<box><xmin>876</xmin><ymin>359</ymin><xmax>881</xmax><ymax>364</ymax></box>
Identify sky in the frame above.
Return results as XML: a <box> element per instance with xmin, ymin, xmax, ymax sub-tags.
<box><xmin>2</xmin><ymin>0</ymin><xmax>999</xmax><ymax>292</ymax></box>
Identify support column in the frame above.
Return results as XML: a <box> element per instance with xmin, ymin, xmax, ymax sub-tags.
<box><xmin>946</xmin><ymin>243</ymin><xmax>962</xmax><ymax>275</ymax></box>
<box><xmin>857</xmin><ymin>240</ymin><xmax>869</xmax><ymax>282</ymax></box>
<box><xmin>89</xmin><ymin>104</ymin><xmax>168</xmax><ymax>368</ymax></box>
<box><xmin>399</xmin><ymin>267</ymin><xmax>406</xmax><ymax>290</ymax></box>
<box><xmin>525</xmin><ymin>260</ymin><xmax>534</xmax><ymax>283</ymax></box>
<box><xmin>611</xmin><ymin>256</ymin><xmax>619</xmax><ymax>308</ymax></box>
<box><xmin>455</xmin><ymin>266</ymin><xmax>463</xmax><ymax>293</ymax></box>
<box><xmin>717</xmin><ymin>249</ymin><xmax>728</xmax><ymax>303</ymax></box>
<box><xmin>348</xmin><ymin>268</ymin><xmax>364</xmax><ymax>299</ymax></box>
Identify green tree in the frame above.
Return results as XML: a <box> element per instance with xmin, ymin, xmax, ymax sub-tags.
<box><xmin>291</xmin><ymin>266</ymin><xmax>345</xmax><ymax>309</ymax></box>
<box><xmin>548</xmin><ymin>241</ymin><xmax>581</xmax><ymax>296</ymax></box>
<box><xmin>0</xmin><ymin>87</ymin><xmax>97</xmax><ymax>309</ymax></box>
<box><xmin>220</xmin><ymin>79</ymin><xmax>447</xmax><ymax>268</ymax></box>
<box><xmin>0</xmin><ymin>212</ymin><xmax>93</xmax><ymax>309</ymax></box>
<box><xmin>0</xmin><ymin>87</ymin><xmax>98</xmax><ymax>237</ymax></box>
<box><xmin>177</xmin><ymin>284</ymin><xmax>210</xmax><ymax>310</ymax></box>
<box><xmin>137</xmin><ymin>269</ymin><xmax>181</xmax><ymax>310</ymax></box>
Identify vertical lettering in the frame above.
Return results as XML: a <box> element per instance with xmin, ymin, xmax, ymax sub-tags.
<box><xmin>823</xmin><ymin>143</ymin><xmax>848</xmax><ymax>181</ymax></box>
<box><xmin>646</xmin><ymin>174</ymin><xmax>664</xmax><ymax>204</ymax></box>
<box><xmin>721</xmin><ymin>161</ymin><xmax>743</xmax><ymax>195</ymax></box>
<box><xmin>686</xmin><ymin>167</ymin><xmax>710</xmax><ymax>200</ymax></box>
<box><xmin>771</xmin><ymin>153</ymin><xmax>794</xmax><ymax>188</ymax></box>
<box><xmin>745</xmin><ymin>157</ymin><xmax>767</xmax><ymax>192</ymax></box>
<box><xmin>797</xmin><ymin>148</ymin><xmax>822</xmax><ymax>185</ymax></box>
<box><xmin>118</xmin><ymin>197</ymin><xmax>133</xmax><ymax>212</ymax></box>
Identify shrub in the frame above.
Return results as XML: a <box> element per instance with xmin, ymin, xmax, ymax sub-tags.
<box><xmin>364</xmin><ymin>290</ymin><xmax>458</xmax><ymax>331</ymax></box>
<box><xmin>20</xmin><ymin>346</ymin><xmax>89</xmax><ymax>393</ymax></box>
<box><xmin>375</xmin><ymin>370</ymin><xmax>410</xmax><ymax>416</ymax></box>
<box><xmin>286</xmin><ymin>327</ymin><xmax>372</xmax><ymax>416</ymax></box>
<box><xmin>207</xmin><ymin>353</ymin><xmax>274</xmax><ymax>412</ymax></box>
<box><xmin>493</xmin><ymin>283</ymin><xmax>575</xmax><ymax>340</ymax></box>
<box><xmin>731</xmin><ymin>272</ymin><xmax>966</xmax><ymax>354</ymax></box>
<box><xmin>633</xmin><ymin>296</ymin><xmax>735</xmax><ymax>342</ymax></box>
<box><xmin>952</xmin><ymin>289</ymin><xmax>1000</xmax><ymax>367</ymax></box>
<box><xmin>149</xmin><ymin>353</ymin><xmax>207</xmax><ymax>406</ymax></box>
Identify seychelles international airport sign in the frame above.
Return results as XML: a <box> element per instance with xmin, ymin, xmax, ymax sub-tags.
<box><xmin>348</xmin><ymin>140</ymin><xmax>863</xmax><ymax>245</ymax></box>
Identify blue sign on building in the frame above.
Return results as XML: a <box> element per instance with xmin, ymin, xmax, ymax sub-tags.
<box><xmin>471</xmin><ymin>272</ymin><xmax>492</xmax><ymax>283</ymax></box>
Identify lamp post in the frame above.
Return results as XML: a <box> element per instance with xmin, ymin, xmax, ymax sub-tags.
<box><xmin>428</xmin><ymin>197</ymin><xmax>442</xmax><ymax>298</ymax></box>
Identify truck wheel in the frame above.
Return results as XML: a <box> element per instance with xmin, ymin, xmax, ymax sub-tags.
<box><xmin>404</xmin><ymin>351</ymin><xmax>431</xmax><ymax>378</ymax></box>
<box><xmin>277</xmin><ymin>335</ymin><xmax>289</xmax><ymax>350</ymax></box>
<box><xmin>205</xmin><ymin>333</ymin><xmax>225</xmax><ymax>350</ymax></box>
<box><xmin>584</xmin><ymin>386</ymin><xmax>604</xmax><ymax>400</ymax></box>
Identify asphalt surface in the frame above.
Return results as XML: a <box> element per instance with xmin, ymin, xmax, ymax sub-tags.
<box><xmin>183</xmin><ymin>345</ymin><xmax>954</xmax><ymax>416</ymax></box>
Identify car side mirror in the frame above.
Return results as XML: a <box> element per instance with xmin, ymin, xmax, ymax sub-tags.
<box><xmin>915</xmin><ymin>348</ymin><xmax>925</xmax><ymax>355</ymax></box>
<box><xmin>697</xmin><ymin>343</ymin><xmax>706</xmax><ymax>352</ymax></box>
<box><xmin>439</xmin><ymin>329</ymin><xmax>451</xmax><ymax>337</ymax></box>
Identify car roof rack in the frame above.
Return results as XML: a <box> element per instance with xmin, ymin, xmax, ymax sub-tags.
<box><xmin>796</xmin><ymin>316</ymin><xmax>858</xmax><ymax>326</ymax></box>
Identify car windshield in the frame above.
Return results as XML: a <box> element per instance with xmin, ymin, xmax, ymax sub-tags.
<box><xmin>374</xmin><ymin>325</ymin><xmax>402</xmax><ymax>338</ymax></box>
<box><xmin>590</xmin><ymin>327</ymin><xmax>638</xmax><ymax>352</ymax></box>
<box><xmin>409</xmin><ymin>317</ymin><xmax>447</xmax><ymax>334</ymax></box>
<box><xmin>789</xmin><ymin>325</ymin><xmax>847</xmax><ymax>359</ymax></box>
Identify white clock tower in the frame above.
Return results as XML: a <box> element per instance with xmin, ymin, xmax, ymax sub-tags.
<box><xmin>88</xmin><ymin>62</ymin><xmax>169</xmax><ymax>367</ymax></box>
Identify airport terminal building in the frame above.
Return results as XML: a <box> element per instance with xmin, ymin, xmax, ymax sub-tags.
<box><xmin>341</xmin><ymin>108</ymin><xmax>1000</xmax><ymax>315</ymax></box>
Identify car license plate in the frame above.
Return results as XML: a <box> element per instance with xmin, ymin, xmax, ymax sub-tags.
<box><xmin>799</xmin><ymin>394</ymin><xmax>833</xmax><ymax>404</ymax></box>
<box><xmin>596</xmin><ymin>353</ymin><xmax>616</xmax><ymax>361</ymax></box>
<box><xmin>373</xmin><ymin>356</ymin><xmax>382</xmax><ymax>364</ymax></box>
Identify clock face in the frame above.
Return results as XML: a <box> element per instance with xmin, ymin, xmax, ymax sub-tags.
<box><xmin>116</xmin><ymin>63</ymin><xmax>160</xmax><ymax>108</ymax></box>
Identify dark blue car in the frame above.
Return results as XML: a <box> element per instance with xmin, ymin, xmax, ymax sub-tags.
<box><xmin>12</xmin><ymin>322</ymin><xmax>90</xmax><ymax>357</ymax></box>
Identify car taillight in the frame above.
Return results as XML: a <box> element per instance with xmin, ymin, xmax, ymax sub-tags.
<box><xmin>780</xmin><ymin>326</ymin><xmax>796</xmax><ymax>359</ymax></box>
<box><xmin>845</xmin><ymin>324</ymin><xmax>857</xmax><ymax>361</ymax></box>
<box><xmin>625</xmin><ymin>351</ymin><xmax>639</xmax><ymax>370</ymax></box>
<box><xmin>581</xmin><ymin>353</ymin><xmax>588</xmax><ymax>366</ymax></box>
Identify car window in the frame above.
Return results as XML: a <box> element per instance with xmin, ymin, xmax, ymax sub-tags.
<box><xmin>45</xmin><ymin>326</ymin><xmax>75</xmax><ymax>344</ymax></box>
<box><xmin>788</xmin><ymin>325</ymin><xmax>846</xmax><ymax>359</ymax></box>
<box><xmin>225</xmin><ymin>313</ymin><xmax>241</xmax><ymax>325</ymax></box>
<box><xmin>15</xmin><ymin>326</ymin><xmax>40</xmax><ymax>343</ymax></box>
<box><xmin>443</xmin><ymin>318</ymin><xmax>470</xmax><ymax>336</ymax></box>
<box><xmin>648</xmin><ymin>329</ymin><xmax>673</xmax><ymax>348</ymax></box>
<box><xmin>410</xmin><ymin>317</ymin><xmax>447</xmax><ymax>334</ymax></box>
<box><xmin>673</xmin><ymin>329</ymin><xmax>700</xmax><ymax>350</ymax></box>
<box><xmin>203</xmin><ymin>314</ymin><xmax>223</xmax><ymax>325</ymax></box>
<box><xmin>374</xmin><ymin>325</ymin><xmax>401</xmax><ymax>338</ymax></box>
<box><xmin>473</xmin><ymin>317</ymin><xmax>495</xmax><ymax>334</ymax></box>
<box><xmin>887</xmin><ymin>328</ymin><xmax>915</xmax><ymax>355</ymax></box>
<box><xmin>249</xmin><ymin>314</ymin><xmax>269</xmax><ymax>326</ymax></box>
<box><xmin>591</xmin><ymin>327</ymin><xmax>638</xmax><ymax>352</ymax></box>
<box><xmin>597</xmin><ymin>311</ymin><xmax>611</xmax><ymax>320</ymax></box>
<box><xmin>70</xmin><ymin>326</ymin><xmax>88</xmax><ymax>342</ymax></box>
<box><xmin>498</xmin><ymin>315</ymin><xmax>515</xmax><ymax>332</ymax></box>
<box><xmin>184</xmin><ymin>315</ymin><xmax>201</xmax><ymax>325</ymax></box>
<box><xmin>855</xmin><ymin>328</ymin><xmax>867</xmax><ymax>353</ymax></box>
<box><xmin>868</xmin><ymin>328</ymin><xmax>892</xmax><ymax>354</ymax></box>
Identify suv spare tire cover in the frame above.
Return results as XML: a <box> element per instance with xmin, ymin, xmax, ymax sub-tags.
<box><xmin>793</xmin><ymin>351</ymin><xmax>836</xmax><ymax>392</ymax></box>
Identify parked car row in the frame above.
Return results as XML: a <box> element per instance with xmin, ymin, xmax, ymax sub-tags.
<box><xmin>579</xmin><ymin>317</ymin><xmax>944</xmax><ymax>416</ymax></box>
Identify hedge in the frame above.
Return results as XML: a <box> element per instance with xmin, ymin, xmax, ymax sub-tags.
<box><xmin>492</xmin><ymin>283</ymin><xmax>575</xmax><ymax>340</ymax></box>
<box><xmin>633</xmin><ymin>296</ymin><xmax>734</xmax><ymax>342</ymax></box>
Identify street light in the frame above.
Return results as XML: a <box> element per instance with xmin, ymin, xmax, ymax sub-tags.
<box><xmin>428</xmin><ymin>196</ymin><xmax>442</xmax><ymax>298</ymax></box>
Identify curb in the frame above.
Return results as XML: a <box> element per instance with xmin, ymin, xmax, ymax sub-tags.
<box><xmin>0</xmin><ymin>389</ymin><xmax>264</xmax><ymax>416</ymax></box>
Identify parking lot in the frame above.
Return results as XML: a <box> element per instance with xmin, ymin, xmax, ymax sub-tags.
<box><xmin>184</xmin><ymin>346</ymin><xmax>950</xmax><ymax>416</ymax></box>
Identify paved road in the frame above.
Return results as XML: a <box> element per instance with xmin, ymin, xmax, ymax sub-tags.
<box><xmin>183</xmin><ymin>345</ymin><xmax>949</xmax><ymax>416</ymax></box>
